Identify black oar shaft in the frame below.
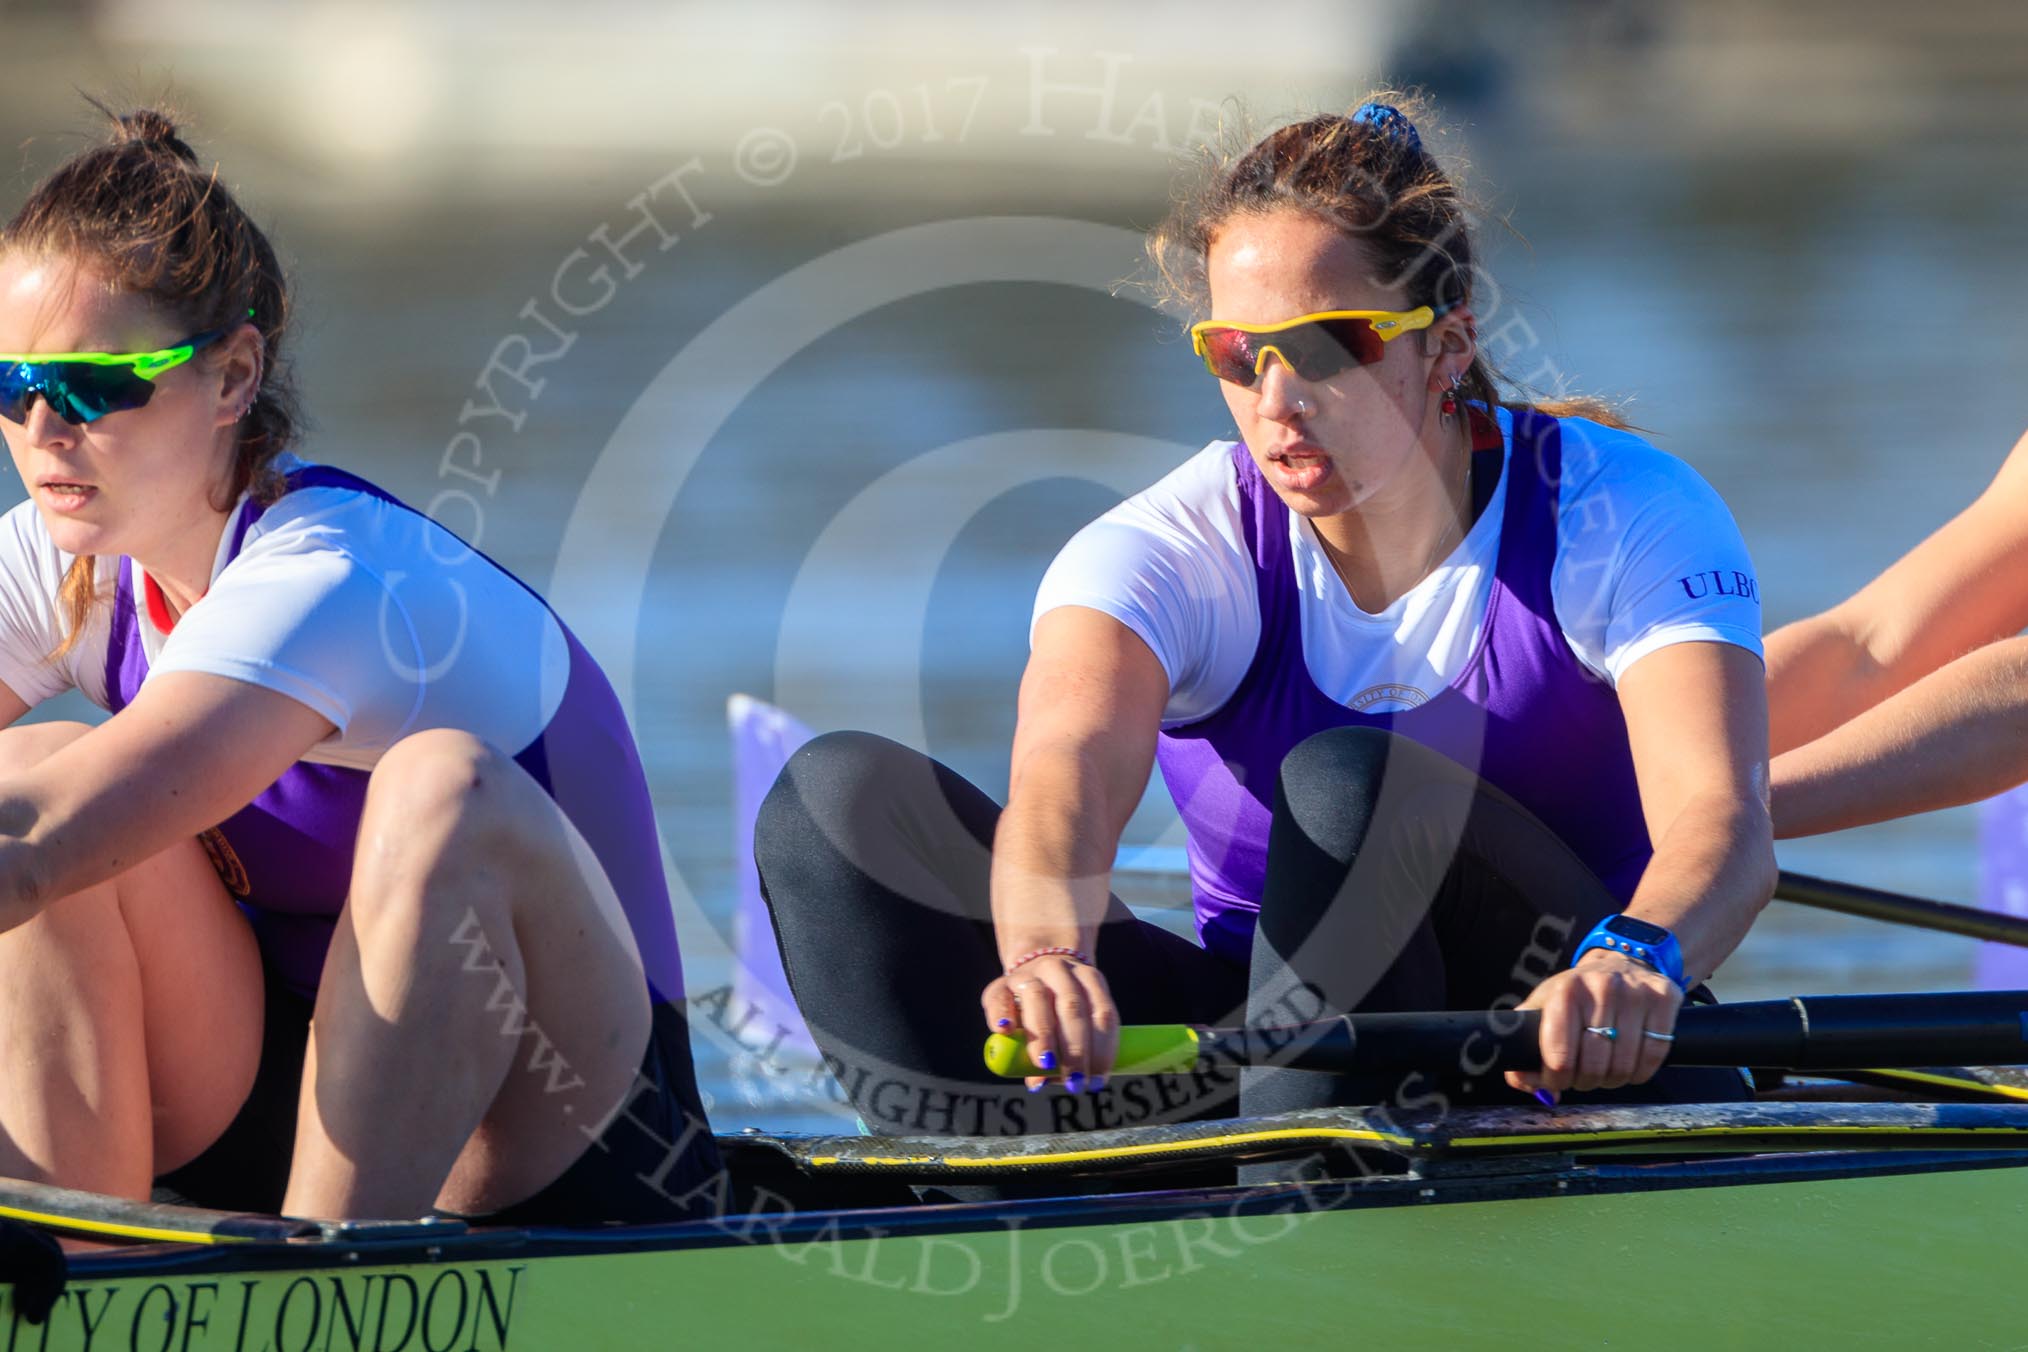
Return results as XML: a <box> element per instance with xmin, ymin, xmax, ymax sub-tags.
<box><xmin>1774</xmin><ymin>870</ymin><xmax>2028</xmax><ymax>948</ymax></box>
<box><xmin>1198</xmin><ymin>992</ymin><xmax>2028</xmax><ymax>1075</ymax></box>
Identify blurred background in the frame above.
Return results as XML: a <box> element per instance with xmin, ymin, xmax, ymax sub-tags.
<box><xmin>3</xmin><ymin>0</ymin><xmax>2026</xmax><ymax>1124</ymax></box>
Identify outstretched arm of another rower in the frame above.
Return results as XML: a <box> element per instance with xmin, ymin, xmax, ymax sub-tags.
<box><xmin>1772</xmin><ymin>635</ymin><xmax>2028</xmax><ymax>837</ymax></box>
<box><xmin>1510</xmin><ymin>641</ymin><xmax>1775</xmax><ymax>1096</ymax></box>
<box><xmin>1767</xmin><ymin>426</ymin><xmax>2028</xmax><ymax>755</ymax></box>
<box><xmin>0</xmin><ymin>671</ymin><xmax>332</xmax><ymax>931</ymax></box>
<box><xmin>982</xmin><ymin>605</ymin><xmax>1170</xmax><ymax>1088</ymax></box>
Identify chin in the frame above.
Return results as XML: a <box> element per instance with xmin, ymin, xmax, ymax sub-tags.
<box><xmin>1281</xmin><ymin>487</ymin><xmax>1362</xmax><ymax>519</ymax></box>
<box><xmin>36</xmin><ymin>510</ymin><xmax>117</xmax><ymax>561</ymax></box>
<box><xmin>1254</xmin><ymin>471</ymin><xmax>1361</xmax><ymax>520</ymax></box>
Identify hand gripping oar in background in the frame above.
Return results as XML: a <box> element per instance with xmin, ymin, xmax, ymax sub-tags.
<box><xmin>983</xmin><ymin>991</ymin><xmax>2028</xmax><ymax>1078</ymax></box>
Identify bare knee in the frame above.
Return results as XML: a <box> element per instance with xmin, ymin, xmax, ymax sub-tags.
<box><xmin>0</xmin><ymin>720</ymin><xmax>93</xmax><ymax>775</ymax></box>
<box><xmin>355</xmin><ymin>731</ymin><xmax>555</xmax><ymax>910</ymax></box>
<box><xmin>365</xmin><ymin>729</ymin><xmax>522</xmax><ymax>833</ymax></box>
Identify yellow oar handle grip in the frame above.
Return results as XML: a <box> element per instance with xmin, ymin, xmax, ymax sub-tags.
<box><xmin>983</xmin><ymin>1024</ymin><xmax>1202</xmax><ymax>1077</ymax></box>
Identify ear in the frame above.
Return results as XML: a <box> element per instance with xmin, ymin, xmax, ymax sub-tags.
<box><xmin>1420</xmin><ymin>308</ymin><xmax>1477</xmax><ymax>391</ymax></box>
<box><xmin>211</xmin><ymin>322</ymin><xmax>265</xmax><ymax>428</ymax></box>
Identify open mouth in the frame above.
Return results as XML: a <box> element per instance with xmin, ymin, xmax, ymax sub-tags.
<box><xmin>38</xmin><ymin>480</ymin><xmax>97</xmax><ymax>509</ymax></box>
<box><xmin>1266</xmin><ymin>444</ymin><xmax>1332</xmax><ymax>491</ymax></box>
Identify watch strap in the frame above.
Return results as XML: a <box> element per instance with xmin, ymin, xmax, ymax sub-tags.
<box><xmin>1571</xmin><ymin>916</ymin><xmax>1689</xmax><ymax>992</ymax></box>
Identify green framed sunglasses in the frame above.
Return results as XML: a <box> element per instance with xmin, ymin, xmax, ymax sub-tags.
<box><xmin>0</xmin><ymin>329</ymin><xmax>226</xmax><ymax>426</ymax></box>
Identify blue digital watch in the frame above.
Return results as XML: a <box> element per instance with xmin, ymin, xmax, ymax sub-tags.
<box><xmin>1571</xmin><ymin>914</ymin><xmax>1688</xmax><ymax>992</ymax></box>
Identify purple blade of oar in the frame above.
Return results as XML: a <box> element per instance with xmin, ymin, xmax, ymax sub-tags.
<box><xmin>1977</xmin><ymin>783</ymin><xmax>2028</xmax><ymax>988</ymax></box>
<box><xmin>728</xmin><ymin>693</ymin><xmax>820</xmax><ymax>1060</ymax></box>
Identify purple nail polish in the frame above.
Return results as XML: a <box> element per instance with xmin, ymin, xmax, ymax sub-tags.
<box><xmin>1026</xmin><ymin>1081</ymin><xmax>1042</xmax><ymax>1094</ymax></box>
<box><xmin>1532</xmin><ymin>1089</ymin><xmax>1556</xmax><ymax>1108</ymax></box>
<box><xmin>995</xmin><ymin>1017</ymin><xmax>1012</xmax><ymax>1028</ymax></box>
<box><xmin>1036</xmin><ymin>1050</ymin><xmax>1057</xmax><ymax>1071</ymax></box>
<box><xmin>1065</xmin><ymin>1072</ymin><xmax>1085</xmax><ymax>1093</ymax></box>
<box><xmin>1090</xmin><ymin>1076</ymin><xmax>1107</xmax><ymax>1092</ymax></box>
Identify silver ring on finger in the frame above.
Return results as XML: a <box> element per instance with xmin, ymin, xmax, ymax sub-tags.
<box><xmin>1641</xmin><ymin>1030</ymin><xmax>1676</xmax><ymax>1043</ymax></box>
<box><xmin>1583</xmin><ymin>1025</ymin><xmax>1619</xmax><ymax>1042</ymax></box>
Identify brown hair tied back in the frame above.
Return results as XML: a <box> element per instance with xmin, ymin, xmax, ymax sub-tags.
<box><xmin>1147</xmin><ymin>91</ymin><xmax>1625</xmax><ymax>431</ymax></box>
<box><xmin>112</xmin><ymin>108</ymin><xmax>199</xmax><ymax>164</ymax></box>
<box><xmin>4</xmin><ymin>99</ymin><xmax>302</xmax><ymax>658</ymax></box>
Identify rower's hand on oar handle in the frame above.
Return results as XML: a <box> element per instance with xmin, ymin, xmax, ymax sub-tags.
<box><xmin>980</xmin><ymin>952</ymin><xmax>1119</xmax><ymax>1092</ymax></box>
<box><xmin>985</xmin><ymin>1024</ymin><xmax>1203</xmax><ymax>1078</ymax></box>
<box><xmin>1504</xmin><ymin>951</ymin><xmax>1684</xmax><ymax>1100</ymax></box>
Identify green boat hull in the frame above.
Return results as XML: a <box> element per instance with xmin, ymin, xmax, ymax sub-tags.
<box><xmin>6</xmin><ymin>1149</ymin><xmax>2024</xmax><ymax>1350</ymax></box>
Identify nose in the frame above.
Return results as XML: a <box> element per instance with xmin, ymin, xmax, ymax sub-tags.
<box><xmin>17</xmin><ymin>394</ymin><xmax>79</xmax><ymax>451</ymax></box>
<box><xmin>1252</xmin><ymin>354</ymin><xmax>1314</xmax><ymax>423</ymax></box>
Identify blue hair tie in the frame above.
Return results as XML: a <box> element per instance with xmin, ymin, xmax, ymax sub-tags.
<box><xmin>1352</xmin><ymin>102</ymin><xmax>1422</xmax><ymax>154</ymax></box>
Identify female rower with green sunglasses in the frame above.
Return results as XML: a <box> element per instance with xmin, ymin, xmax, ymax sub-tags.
<box><xmin>758</xmin><ymin>94</ymin><xmax>1773</xmax><ymax>1159</ymax></box>
<box><xmin>0</xmin><ymin>107</ymin><xmax>721</xmax><ymax>1222</ymax></box>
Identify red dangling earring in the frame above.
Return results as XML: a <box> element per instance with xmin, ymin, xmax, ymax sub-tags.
<box><xmin>1439</xmin><ymin>373</ymin><xmax>1461</xmax><ymax>422</ymax></box>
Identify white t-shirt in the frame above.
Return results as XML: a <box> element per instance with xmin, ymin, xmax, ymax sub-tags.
<box><xmin>0</xmin><ymin>460</ymin><xmax>572</xmax><ymax>770</ymax></box>
<box><xmin>1033</xmin><ymin>409</ymin><xmax>1763</xmax><ymax>726</ymax></box>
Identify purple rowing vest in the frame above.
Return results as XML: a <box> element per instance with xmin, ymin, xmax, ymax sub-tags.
<box><xmin>1154</xmin><ymin>409</ymin><xmax>1652</xmax><ymax>964</ymax></box>
<box><xmin>102</xmin><ymin>465</ymin><xmax>685</xmax><ymax>1004</ymax></box>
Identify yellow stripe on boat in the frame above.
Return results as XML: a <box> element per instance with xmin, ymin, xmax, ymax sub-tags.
<box><xmin>1848</xmin><ymin>1068</ymin><xmax>2028</xmax><ymax>1103</ymax></box>
<box><xmin>810</xmin><ymin>1123</ymin><xmax>1414</xmax><ymax>1170</ymax></box>
<box><xmin>0</xmin><ymin>1199</ymin><xmax>252</xmax><ymax>1246</ymax></box>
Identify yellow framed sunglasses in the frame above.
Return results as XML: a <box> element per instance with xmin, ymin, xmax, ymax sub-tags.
<box><xmin>1188</xmin><ymin>307</ymin><xmax>1436</xmax><ymax>387</ymax></box>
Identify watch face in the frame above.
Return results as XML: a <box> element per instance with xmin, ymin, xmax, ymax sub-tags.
<box><xmin>1604</xmin><ymin>915</ymin><xmax>1671</xmax><ymax>946</ymax></box>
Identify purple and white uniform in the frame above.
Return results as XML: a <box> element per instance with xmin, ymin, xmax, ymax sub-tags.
<box><xmin>1034</xmin><ymin>407</ymin><xmax>1764</xmax><ymax>963</ymax></box>
<box><xmin>0</xmin><ymin>460</ymin><xmax>682</xmax><ymax>1003</ymax></box>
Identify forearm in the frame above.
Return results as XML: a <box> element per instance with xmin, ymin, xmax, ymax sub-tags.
<box><xmin>0</xmin><ymin>766</ymin><xmax>203</xmax><ymax>933</ymax></box>
<box><xmin>1765</xmin><ymin>612</ymin><xmax>1890</xmax><ymax>755</ymax></box>
<box><xmin>990</xmin><ymin>743</ymin><xmax>1129</xmax><ymax>964</ymax></box>
<box><xmin>1772</xmin><ymin>634</ymin><xmax>2028</xmax><ymax>838</ymax></box>
<box><xmin>0</xmin><ymin>678</ymin><xmax>332</xmax><ymax>932</ymax></box>
<box><xmin>0</xmin><ymin>775</ymin><xmax>155</xmax><ymax>934</ymax></box>
<box><xmin>0</xmin><ymin>795</ymin><xmax>45</xmax><ymax>933</ymax></box>
<box><xmin>1624</xmin><ymin>792</ymin><xmax>1776</xmax><ymax>986</ymax></box>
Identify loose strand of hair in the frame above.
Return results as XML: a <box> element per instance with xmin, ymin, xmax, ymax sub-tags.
<box><xmin>50</xmin><ymin>556</ymin><xmax>100</xmax><ymax>662</ymax></box>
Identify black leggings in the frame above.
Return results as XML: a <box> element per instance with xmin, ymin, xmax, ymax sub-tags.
<box><xmin>1243</xmin><ymin>724</ymin><xmax>1747</xmax><ymax>1117</ymax></box>
<box><xmin>755</xmin><ymin>731</ymin><xmax>1247</xmax><ymax>1139</ymax></box>
<box><xmin>755</xmin><ymin>725</ymin><xmax>1743</xmax><ymax>1143</ymax></box>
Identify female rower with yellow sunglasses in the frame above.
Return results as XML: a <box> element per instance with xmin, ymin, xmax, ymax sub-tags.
<box><xmin>758</xmin><ymin>95</ymin><xmax>1772</xmax><ymax>1158</ymax></box>
<box><xmin>0</xmin><ymin>108</ymin><xmax>721</xmax><ymax>1221</ymax></box>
